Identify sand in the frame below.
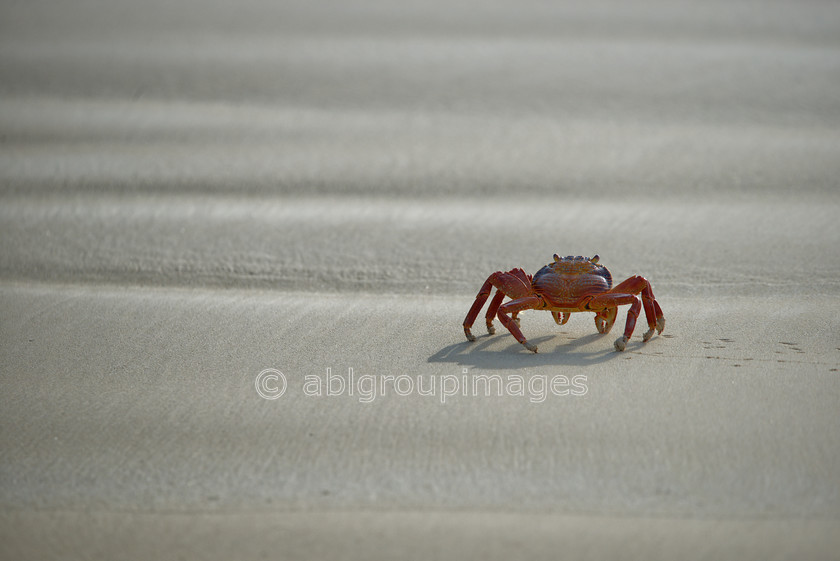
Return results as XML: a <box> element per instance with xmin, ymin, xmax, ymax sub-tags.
<box><xmin>2</xmin><ymin>1</ymin><xmax>840</xmax><ymax>559</ymax></box>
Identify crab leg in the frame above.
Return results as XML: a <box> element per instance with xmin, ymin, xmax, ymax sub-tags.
<box><xmin>484</xmin><ymin>289</ymin><xmax>506</xmax><ymax>334</ymax></box>
<box><xmin>587</xmin><ymin>293</ymin><xmax>642</xmax><ymax>351</ymax></box>
<box><xmin>497</xmin><ymin>296</ymin><xmax>543</xmax><ymax>353</ymax></box>
<box><xmin>463</xmin><ymin>269</ymin><xmax>532</xmax><ymax>341</ymax></box>
<box><xmin>463</xmin><ymin>279</ymin><xmax>493</xmax><ymax>341</ymax></box>
<box><xmin>609</xmin><ymin>276</ymin><xmax>665</xmax><ymax>340</ymax></box>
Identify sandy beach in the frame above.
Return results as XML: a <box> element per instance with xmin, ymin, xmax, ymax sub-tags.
<box><xmin>2</xmin><ymin>1</ymin><xmax>840</xmax><ymax>559</ymax></box>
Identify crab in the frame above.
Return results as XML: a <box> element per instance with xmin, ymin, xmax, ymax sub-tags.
<box><xmin>463</xmin><ymin>254</ymin><xmax>665</xmax><ymax>353</ymax></box>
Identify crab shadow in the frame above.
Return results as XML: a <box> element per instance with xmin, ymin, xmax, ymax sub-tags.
<box><xmin>428</xmin><ymin>331</ymin><xmax>638</xmax><ymax>371</ymax></box>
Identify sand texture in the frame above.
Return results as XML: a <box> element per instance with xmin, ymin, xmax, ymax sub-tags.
<box><xmin>2</xmin><ymin>1</ymin><xmax>840</xmax><ymax>559</ymax></box>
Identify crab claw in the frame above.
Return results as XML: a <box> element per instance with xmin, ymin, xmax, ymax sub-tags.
<box><xmin>596</xmin><ymin>316</ymin><xmax>607</xmax><ymax>334</ymax></box>
<box><xmin>552</xmin><ymin>311</ymin><xmax>571</xmax><ymax>325</ymax></box>
<box><xmin>614</xmin><ymin>335</ymin><xmax>628</xmax><ymax>352</ymax></box>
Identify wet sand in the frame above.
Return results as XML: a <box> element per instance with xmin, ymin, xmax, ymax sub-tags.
<box><xmin>2</xmin><ymin>1</ymin><xmax>840</xmax><ymax>559</ymax></box>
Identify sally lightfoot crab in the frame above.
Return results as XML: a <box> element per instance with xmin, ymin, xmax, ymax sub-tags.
<box><xmin>463</xmin><ymin>254</ymin><xmax>665</xmax><ymax>353</ymax></box>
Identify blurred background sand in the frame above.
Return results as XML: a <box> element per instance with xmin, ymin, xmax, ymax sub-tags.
<box><xmin>2</xmin><ymin>1</ymin><xmax>840</xmax><ymax>559</ymax></box>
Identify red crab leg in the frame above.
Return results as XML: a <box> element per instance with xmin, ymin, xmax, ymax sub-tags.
<box><xmin>463</xmin><ymin>278</ymin><xmax>494</xmax><ymax>341</ymax></box>
<box><xmin>463</xmin><ymin>269</ymin><xmax>532</xmax><ymax>341</ymax></box>
<box><xmin>497</xmin><ymin>296</ymin><xmax>543</xmax><ymax>353</ymax></box>
<box><xmin>484</xmin><ymin>289</ymin><xmax>506</xmax><ymax>334</ymax></box>
<box><xmin>609</xmin><ymin>276</ymin><xmax>665</xmax><ymax>339</ymax></box>
<box><xmin>587</xmin><ymin>293</ymin><xmax>641</xmax><ymax>351</ymax></box>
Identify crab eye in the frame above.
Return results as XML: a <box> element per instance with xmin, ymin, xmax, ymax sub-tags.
<box><xmin>590</xmin><ymin>255</ymin><xmax>599</xmax><ymax>264</ymax></box>
<box><xmin>553</xmin><ymin>254</ymin><xmax>561</xmax><ymax>262</ymax></box>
